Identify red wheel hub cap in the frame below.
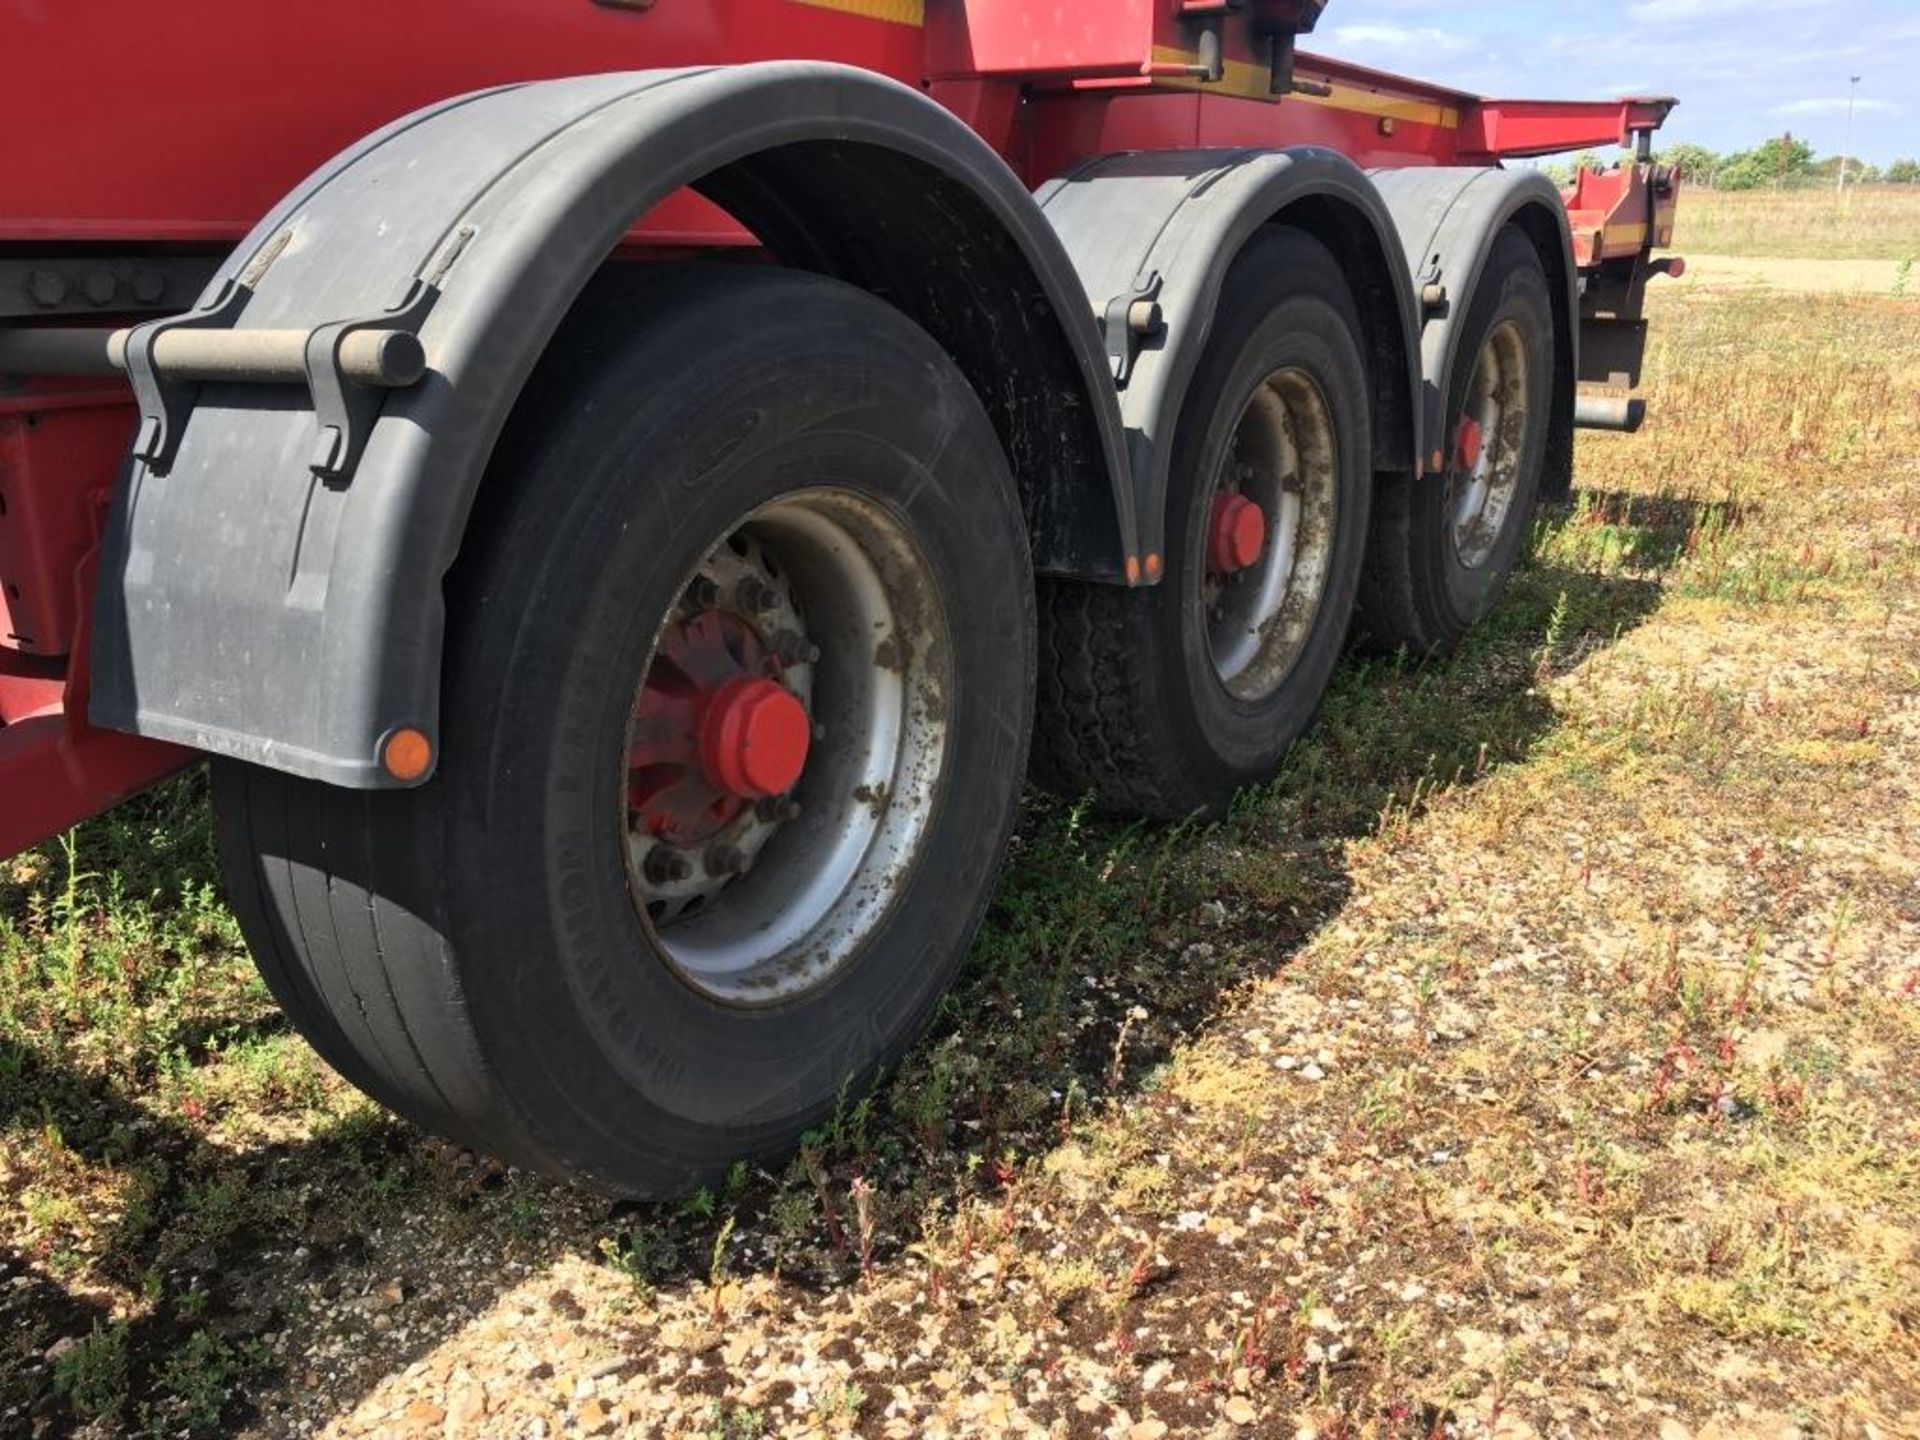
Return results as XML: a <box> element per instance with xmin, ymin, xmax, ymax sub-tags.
<box><xmin>1455</xmin><ymin>415</ymin><xmax>1485</xmax><ymax>472</ymax></box>
<box><xmin>629</xmin><ymin>611</ymin><xmax>808</xmax><ymax>846</ymax></box>
<box><xmin>700</xmin><ymin>677</ymin><xmax>810</xmax><ymax>800</ymax></box>
<box><xmin>1207</xmin><ymin>493</ymin><xmax>1266</xmax><ymax>575</ymax></box>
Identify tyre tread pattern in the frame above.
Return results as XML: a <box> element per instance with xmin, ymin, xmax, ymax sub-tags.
<box><xmin>1030</xmin><ymin>580</ymin><xmax>1175</xmax><ymax>817</ymax></box>
<box><xmin>214</xmin><ymin>763</ymin><xmax>514</xmax><ymax>1158</ymax></box>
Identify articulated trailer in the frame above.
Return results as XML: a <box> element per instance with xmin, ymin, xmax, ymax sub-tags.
<box><xmin>0</xmin><ymin>0</ymin><xmax>1679</xmax><ymax>1194</ymax></box>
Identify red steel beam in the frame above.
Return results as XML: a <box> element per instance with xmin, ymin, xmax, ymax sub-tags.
<box><xmin>1459</xmin><ymin>97</ymin><xmax>1679</xmax><ymax>160</ymax></box>
<box><xmin>0</xmin><ymin>704</ymin><xmax>192</xmax><ymax>858</ymax></box>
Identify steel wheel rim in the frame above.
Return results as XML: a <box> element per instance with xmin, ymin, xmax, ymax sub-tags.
<box><xmin>1448</xmin><ymin>321</ymin><xmax>1530</xmax><ymax>569</ymax></box>
<box><xmin>1203</xmin><ymin>367</ymin><xmax>1340</xmax><ymax>701</ymax></box>
<box><xmin>623</xmin><ymin>488</ymin><xmax>951</xmax><ymax>1007</ymax></box>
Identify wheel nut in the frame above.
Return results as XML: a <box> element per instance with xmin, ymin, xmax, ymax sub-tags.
<box><xmin>774</xmin><ymin>632</ymin><xmax>820</xmax><ymax>666</ymax></box>
<box><xmin>687</xmin><ymin>575</ymin><xmax>719</xmax><ymax>609</ymax></box>
<box><xmin>643</xmin><ymin>847</ymin><xmax>693</xmax><ymax>885</ymax></box>
<box><xmin>734</xmin><ymin>578</ymin><xmax>777</xmax><ymax>613</ymax></box>
<box><xmin>755</xmin><ymin>796</ymin><xmax>803</xmax><ymax>823</ymax></box>
<box><xmin>706</xmin><ymin>843</ymin><xmax>746</xmax><ymax>876</ymax></box>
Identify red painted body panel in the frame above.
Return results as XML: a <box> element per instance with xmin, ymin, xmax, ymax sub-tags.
<box><xmin>1564</xmin><ymin>162</ymin><xmax>1680</xmax><ymax>266</ymax></box>
<box><xmin>0</xmin><ymin>0</ymin><xmax>1675</xmax><ymax>855</ymax></box>
<box><xmin>0</xmin><ymin>1</ymin><xmax>1676</xmax><ymax>239</ymax></box>
<box><xmin>0</xmin><ymin>1</ymin><xmax>923</xmax><ymax>242</ymax></box>
<box><xmin>0</xmin><ymin>388</ymin><xmax>135</xmax><ymax>656</ymax></box>
<box><xmin>0</xmin><ymin>385</ymin><xmax>193</xmax><ymax>843</ymax></box>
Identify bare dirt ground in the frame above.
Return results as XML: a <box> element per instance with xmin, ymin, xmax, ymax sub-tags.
<box><xmin>5</xmin><ymin>283</ymin><xmax>1918</xmax><ymax>1439</ymax></box>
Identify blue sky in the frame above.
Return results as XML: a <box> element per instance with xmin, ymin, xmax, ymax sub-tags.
<box><xmin>1318</xmin><ymin>0</ymin><xmax>1920</xmax><ymax>165</ymax></box>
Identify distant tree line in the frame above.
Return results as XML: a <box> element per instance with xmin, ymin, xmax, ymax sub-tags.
<box><xmin>1543</xmin><ymin>139</ymin><xmax>1920</xmax><ymax>191</ymax></box>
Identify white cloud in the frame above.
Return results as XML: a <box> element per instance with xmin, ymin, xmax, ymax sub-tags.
<box><xmin>1773</xmin><ymin>96</ymin><xmax>1900</xmax><ymax>115</ymax></box>
<box><xmin>1325</xmin><ymin>22</ymin><xmax>1471</xmax><ymax>55</ymax></box>
<box><xmin>1629</xmin><ymin>0</ymin><xmax>1840</xmax><ymax>20</ymax></box>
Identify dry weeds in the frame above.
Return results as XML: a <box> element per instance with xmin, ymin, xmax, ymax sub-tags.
<box><xmin>3</xmin><ymin>285</ymin><xmax>1918</xmax><ymax>1438</ymax></box>
<box><xmin>1674</xmin><ymin>186</ymin><xmax>1920</xmax><ymax>263</ymax></box>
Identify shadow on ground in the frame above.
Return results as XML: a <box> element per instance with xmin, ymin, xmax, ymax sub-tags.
<box><xmin>1</xmin><ymin>491</ymin><xmax>1710</xmax><ymax>1437</ymax></box>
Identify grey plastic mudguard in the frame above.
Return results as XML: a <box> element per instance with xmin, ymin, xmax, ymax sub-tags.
<box><xmin>1369</xmin><ymin>166</ymin><xmax>1579</xmax><ymax>492</ymax></box>
<box><xmin>1037</xmin><ymin>147</ymin><xmax>1425</xmax><ymax>564</ymax></box>
<box><xmin>89</xmin><ymin>63</ymin><xmax>1137</xmax><ymax>790</ymax></box>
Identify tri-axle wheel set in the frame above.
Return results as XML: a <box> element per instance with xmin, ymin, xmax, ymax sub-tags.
<box><xmin>211</xmin><ymin>231</ymin><xmax>1553</xmax><ymax>1195</ymax></box>
<box><xmin>1</xmin><ymin>38</ymin><xmax>1647</xmax><ymax>1196</ymax></box>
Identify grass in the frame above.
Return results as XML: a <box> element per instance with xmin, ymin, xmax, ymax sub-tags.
<box><xmin>2</xmin><ymin>283</ymin><xmax>1918</xmax><ymax>1436</ymax></box>
<box><xmin>1674</xmin><ymin>184</ymin><xmax>1920</xmax><ymax>261</ymax></box>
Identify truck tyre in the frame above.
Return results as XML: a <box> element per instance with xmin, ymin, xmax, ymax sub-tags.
<box><xmin>1031</xmin><ymin>226</ymin><xmax>1373</xmax><ymax>819</ymax></box>
<box><xmin>1358</xmin><ymin>227</ymin><xmax>1554</xmax><ymax>656</ymax></box>
<box><xmin>211</xmin><ymin>266</ymin><xmax>1035</xmax><ymax>1196</ymax></box>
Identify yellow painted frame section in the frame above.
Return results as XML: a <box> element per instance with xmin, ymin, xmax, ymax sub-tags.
<box><xmin>795</xmin><ymin>0</ymin><xmax>925</xmax><ymax>26</ymax></box>
<box><xmin>1149</xmin><ymin>46</ymin><xmax>1461</xmax><ymax>130</ymax></box>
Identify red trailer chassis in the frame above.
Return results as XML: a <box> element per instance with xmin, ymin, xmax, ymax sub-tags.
<box><xmin>1</xmin><ymin>1</ymin><xmax>1681</xmax><ymax>1192</ymax></box>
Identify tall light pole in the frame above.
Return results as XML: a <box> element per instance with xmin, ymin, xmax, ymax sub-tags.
<box><xmin>1838</xmin><ymin>75</ymin><xmax>1862</xmax><ymax>200</ymax></box>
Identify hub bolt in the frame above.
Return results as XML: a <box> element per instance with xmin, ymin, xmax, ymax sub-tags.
<box><xmin>706</xmin><ymin>843</ymin><xmax>747</xmax><ymax>876</ymax></box>
<box><xmin>27</xmin><ymin>270</ymin><xmax>66</xmax><ymax>307</ymax></box>
<box><xmin>756</xmin><ymin>797</ymin><xmax>803</xmax><ymax>823</ymax></box>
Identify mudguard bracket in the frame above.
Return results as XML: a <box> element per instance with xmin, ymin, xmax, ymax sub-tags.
<box><xmin>305</xmin><ymin>279</ymin><xmax>440</xmax><ymax>484</ymax></box>
<box><xmin>125</xmin><ymin>280</ymin><xmax>251</xmax><ymax>472</ymax></box>
<box><xmin>1102</xmin><ymin>271</ymin><xmax>1163</xmax><ymax>386</ymax></box>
